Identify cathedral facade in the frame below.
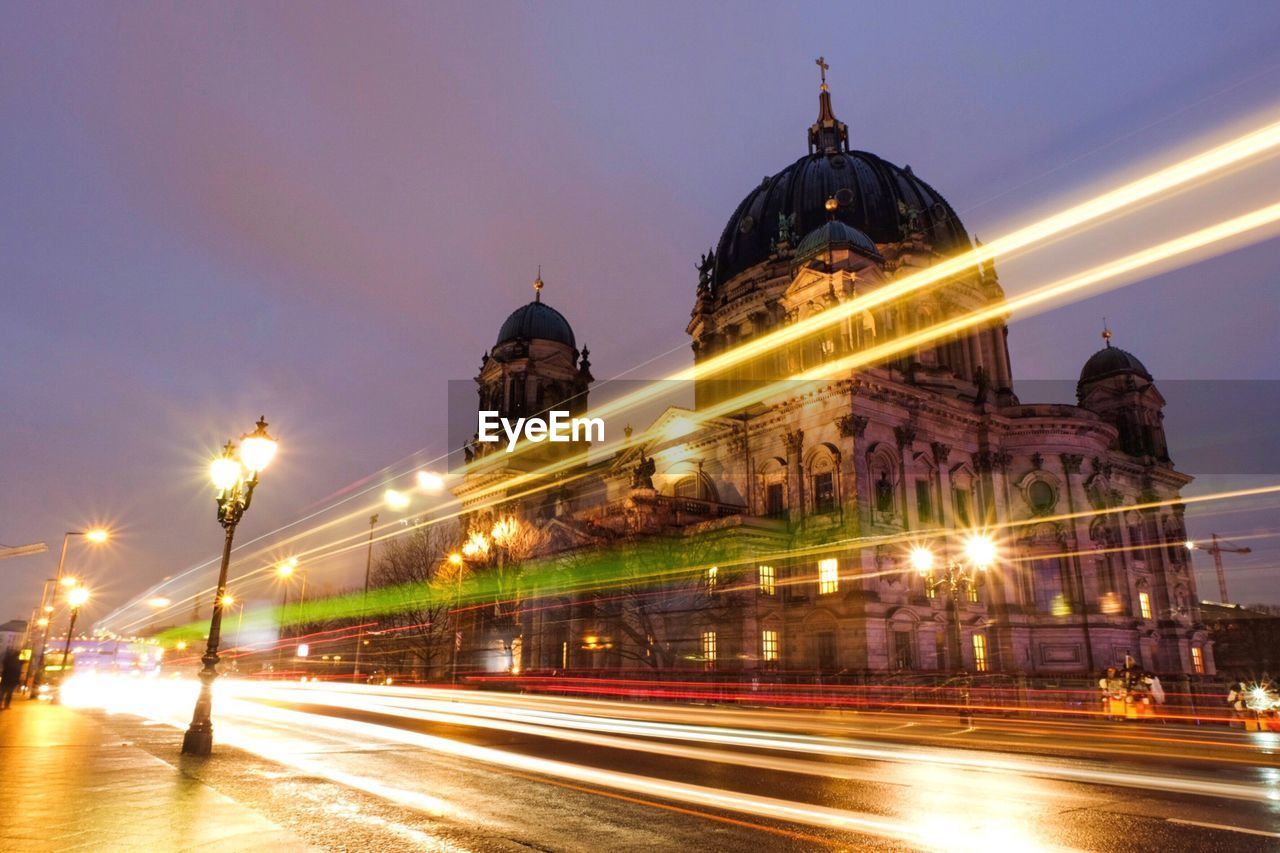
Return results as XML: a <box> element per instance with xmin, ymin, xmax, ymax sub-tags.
<box><xmin>454</xmin><ymin>79</ymin><xmax>1212</xmax><ymax>679</ymax></box>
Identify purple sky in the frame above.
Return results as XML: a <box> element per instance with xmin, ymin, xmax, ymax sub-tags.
<box><xmin>4</xmin><ymin>3</ymin><xmax>1280</xmax><ymax>628</ymax></box>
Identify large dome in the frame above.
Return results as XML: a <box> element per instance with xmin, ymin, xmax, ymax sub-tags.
<box><xmin>710</xmin><ymin>89</ymin><xmax>970</xmax><ymax>289</ymax></box>
<box><xmin>1078</xmin><ymin>343</ymin><xmax>1152</xmax><ymax>385</ymax></box>
<box><xmin>496</xmin><ymin>299</ymin><xmax>576</xmax><ymax>349</ymax></box>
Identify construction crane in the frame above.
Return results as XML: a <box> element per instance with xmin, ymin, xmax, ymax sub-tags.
<box><xmin>1186</xmin><ymin>533</ymin><xmax>1252</xmax><ymax>604</ymax></box>
<box><xmin>0</xmin><ymin>542</ymin><xmax>48</xmax><ymax>561</ymax></box>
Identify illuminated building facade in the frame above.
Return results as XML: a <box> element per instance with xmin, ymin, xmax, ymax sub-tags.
<box><xmin>457</xmin><ymin>78</ymin><xmax>1211</xmax><ymax>679</ymax></box>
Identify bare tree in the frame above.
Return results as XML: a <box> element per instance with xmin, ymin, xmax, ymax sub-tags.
<box><xmin>464</xmin><ymin>516</ymin><xmax>548</xmax><ymax>672</ymax></box>
<box><xmin>573</xmin><ymin>532</ymin><xmax>721</xmax><ymax>670</ymax></box>
<box><xmin>369</xmin><ymin>525</ymin><xmax>458</xmax><ymax>679</ymax></box>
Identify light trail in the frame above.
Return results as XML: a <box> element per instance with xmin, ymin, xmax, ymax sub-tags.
<box><xmin>62</xmin><ymin>674</ymin><xmax>1280</xmax><ymax>831</ymax></box>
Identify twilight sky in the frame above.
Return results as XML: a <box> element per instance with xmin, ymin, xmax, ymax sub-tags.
<box><xmin>4</xmin><ymin>2</ymin><xmax>1280</xmax><ymax>628</ymax></box>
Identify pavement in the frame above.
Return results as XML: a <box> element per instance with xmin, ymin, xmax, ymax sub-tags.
<box><xmin>0</xmin><ymin>697</ymin><xmax>310</xmax><ymax>852</ymax></box>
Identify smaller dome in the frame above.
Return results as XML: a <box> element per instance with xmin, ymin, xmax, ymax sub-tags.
<box><xmin>496</xmin><ymin>301</ymin><xmax>576</xmax><ymax>349</ymax></box>
<box><xmin>1079</xmin><ymin>344</ymin><xmax>1152</xmax><ymax>385</ymax></box>
<box><xmin>794</xmin><ymin>220</ymin><xmax>882</xmax><ymax>265</ymax></box>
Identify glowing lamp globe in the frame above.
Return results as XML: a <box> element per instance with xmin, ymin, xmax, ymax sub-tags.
<box><xmin>963</xmin><ymin>534</ymin><xmax>998</xmax><ymax>569</ymax></box>
<box><xmin>85</xmin><ymin>529</ymin><xmax>109</xmax><ymax>543</ymax></box>
<box><xmin>238</xmin><ymin>417</ymin><xmax>278</xmax><ymax>473</ymax></box>
<box><xmin>67</xmin><ymin>587</ymin><xmax>90</xmax><ymax>609</ymax></box>
<box><xmin>210</xmin><ymin>456</ymin><xmax>242</xmax><ymax>491</ymax></box>
<box><xmin>909</xmin><ymin>547</ymin><xmax>935</xmax><ymax>575</ymax></box>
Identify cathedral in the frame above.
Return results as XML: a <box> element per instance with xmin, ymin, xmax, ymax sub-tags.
<box><xmin>452</xmin><ymin>71</ymin><xmax>1212</xmax><ymax>680</ymax></box>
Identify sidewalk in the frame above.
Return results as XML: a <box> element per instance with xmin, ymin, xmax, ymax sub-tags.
<box><xmin>0</xmin><ymin>699</ymin><xmax>311</xmax><ymax>852</ymax></box>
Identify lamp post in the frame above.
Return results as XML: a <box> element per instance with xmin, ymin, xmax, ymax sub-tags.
<box><xmin>28</xmin><ymin>530</ymin><xmax>108</xmax><ymax>693</ymax></box>
<box><xmin>275</xmin><ymin>557</ymin><xmax>302</xmax><ymax>670</ymax></box>
<box><xmin>446</xmin><ymin>551</ymin><xmax>466</xmax><ymax>685</ymax></box>
<box><xmin>182</xmin><ymin>417</ymin><xmax>277</xmax><ymax>756</ymax></box>
<box><xmin>58</xmin><ymin>585</ymin><xmax>90</xmax><ymax>676</ymax></box>
<box><xmin>352</xmin><ymin>514</ymin><xmax>379</xmax><ymax>682</ymax></box>
<box><xmin>911</xmin><ymin>534</ymin><xmax>998</xmax><ymax>673</ymax></box>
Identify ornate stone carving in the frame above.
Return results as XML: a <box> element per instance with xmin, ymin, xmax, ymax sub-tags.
<box><xmin>631</xmin><ymin>452</ymin><xmax>656</xmax><ymax>490</ymax></box>
<box><xmin>1060</xmin><ymin>453</ymin><xmax>1084</xmax><ymax>474</ymax></box>
<box><xmin>1030</xmin><ymin>452</ymin><xmax>1044</xmax><ymax>470</ymax></box>
<box><xmin>893</xmin><ymin>424</ymin><xmax>917</xmax><ymax>450</ymax></box>
<box><xmin>784</xmin><ymin>430</ymin><xmax>805</xmax><ymax>456</ymax></box>
<box><xmin>774</xmin><ymin>212</ymin><xmax>797</xmax><ymax>251</ymax></box>
<box><xmin>930</xmin><ymin>442</ymin><xmax>951</xmax><ymax>464</ymax></box>
<box><xmin>837</xmin><ymin>414</ymin><xmax>869</xmax><ymax>438</ymax></box>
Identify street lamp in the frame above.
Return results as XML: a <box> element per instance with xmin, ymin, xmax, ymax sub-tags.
<box><xmin>914</xmin><ymin>533</ymin><xmax>999</xmax><ymax>672</ymax></box>
<box><xmin>353</xmin><ymin>514</ymin><xmax>379</xmax><ymax>682</ymax></box>
<box><xmin>28</xmin><ymin>529</ymin><xmax>109</xmax><ymax>693</ymax></box>
<box><xmin>181</xmin><ymin>416</ymin><xmax>277</xmax><ymax>757</ymax></box>
<box><xmin>276</xmin><ymin>557</ymin><xmax>305</xmax><ymax>669</ymax></box>
<box><xmin>58</xmin><ymin>586</ymin><xmax>90</xmax><ymax>676</ymax></box>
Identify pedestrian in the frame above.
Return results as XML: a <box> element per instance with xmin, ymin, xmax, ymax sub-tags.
<box><xmin>0</xmin><ymin>647</ymin><xmax>22</xmax><ymax>709</ymax></box>
<box><xmin>1226</xmin><ymin>681</ymin><xmax>1247</xmax><ymax>727</ymax></box>
<box><xmin>1099</xmin><ymin>666</ymin><xmax>1126</xmax><ymax>720</ymax></box>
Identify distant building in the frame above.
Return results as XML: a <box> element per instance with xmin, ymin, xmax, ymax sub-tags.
<box><xmin>1200</xmin><ymin>602</ymin><xmax>1280</xmax><ymax>679</ymax></box>
<box><xmin>0</xmin><ymin>620</ymin><xmax>28</xmax><ymax>652</ymax></box>
<box><xmin>454</xmin><ymin>75</ymin><xmax>1210</xmax><ymax>678</ymax></box>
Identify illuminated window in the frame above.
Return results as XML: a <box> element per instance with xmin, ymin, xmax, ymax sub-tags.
<box><xmin>1139</xmin><ymin>591</ymin><xmax>1152</xmax><ymax>620</ymax></box>
<box><xmin>1191</xmin><ymin>646</ymin><xmax>1204</xmax><ymax>674</ymax></box>
<box><xmin>705</xmin><ymin>565</ymin><xmax>718</xmax><ymax>591</ymax></box>
<box><xmin>701</xmin><ymin>631</ymin><xmax>717</xmax><ymax>670</ymax></box>
<box><xmin>972</xmin><ymin>634</ymin><xmax>988</xmax><ymax>672</ymax></box>
<box><xmin>818</xmin><ymin>558</ymin><xmax>839</xmax><ymax>595</ymax></box>
<box><xmin>758</xmin><ymin>564</ymin><xmax>776</xmax><ymax>596</ymax></box>
<box><xmin>967</xmin><ymin>582</ymin><xmax>979</xmax><ymax>604</ymax></box>
<box><xmin>761</xmin><ymin>630</ymin><xmax>779</xmax><ymax>663</ymax></box>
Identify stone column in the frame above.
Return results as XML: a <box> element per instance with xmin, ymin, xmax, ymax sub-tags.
<box><xmin>1060</xmin><ymin>453</ymin><xmax>1096</xmax><ymax>672</ymax></box>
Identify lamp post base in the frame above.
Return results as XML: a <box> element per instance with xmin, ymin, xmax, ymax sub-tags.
<box><xmin>181</xmin><ymin>725</ymin><xmax>213</xmax><ymax>756</ymax></box>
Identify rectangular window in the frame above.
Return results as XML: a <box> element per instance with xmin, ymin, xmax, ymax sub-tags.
<box><xmin>893</xmin><ymin>630</ymin><xmax>914</xmax><ymax>670</ymax></box>
<box><xmin>916</xmin><ymin>480</ymin><xmax>932</xmax><ymax>523</ymax></box>
<box><xmin>1191</xmin><ymin>646</ymin><xmax>1204</xmax><ymax>674</ymax></box>
<box><xmin>972</xmin><ymin>634</ymin><xmax>988</xmax><ymax>672</ymax></box>
<box><xmin>952</xmin><ymin>487</ymin><xmax>971</xmax><ymax>526</ymax></box>
<box><xmin>818</xmin><ymin>558</ymin><xmax>839</xmax><ymax>595</ymax></box>
<box><xmin>813</xmin><ymin>472</ymin><xmax>835</xmax><ymax>512</ymax></box>
<box><xmin>925</xmin><ymin>571</ymin><xmax>937</xmax><ymax>598</ymax></box>
<box><xmin>705</xmin><ymin>565</ymin><xmax>718</xmax><ymax>591</ymax></box>
<box><xmin>758</xmin><ymin>564</ymin><xmax>776</xmax><ymax>596</ymax></box>
<box><xmin>816</xmin><ymin>630</ymin><xmax>837</xmax><ymax>671</ymax></box>
<box><xmin>1139</xmin><ymin>591</ymin><xmax>1152</xmax><ymax>620</ymax></box>
<box><xmin>967</xmin><ymin>582</ymin><xmax>980</xmax><ymax>604</ymax></box>
<box><xmin>701</xmin><ymin>631</ymin><xmax>717</xmax><ymax>670</ymax></box>
<box><xmin>761</xmin><ymin>629</ymin><xmax>779</xmax><ymax>664</ymax></box>
<box><xmin>766</xmin><ymin>483</ymin><xmax>786</xmax><ymax>518</ymax></box>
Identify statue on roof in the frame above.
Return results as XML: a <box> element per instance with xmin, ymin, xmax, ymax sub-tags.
<box><xmin>696</xmin><ymin>249</ymin><xmax>715</xmax><ymax>293</ymax></box>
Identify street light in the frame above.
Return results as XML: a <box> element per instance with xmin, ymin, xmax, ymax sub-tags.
<box><xmin>276</xmin><ymin>557</ymin><xmax>305</xmax><ymax>669</ymax></box>
<box><xmin>181</xmin><ymin>416</ymin><xmax>277</xmax><ymax>757</ymax></box>
<box><xmin>58</xmin><ymin>586</ymin><xmax>90</xmax><ymax>676</ymax></box>
<box><xmin>353</xmin><ymin>514</ymin><xmax>379</xmax><ymax>682</ymax></box>
<box><xmin>914</xmin><ymin>533</ymin><xmax>999</xmax><ymax>672</ymax></box>
<box><xmin>28</xmin><ymin>528</ymin><xmax>110</xmax><ymax>693</ymax></box>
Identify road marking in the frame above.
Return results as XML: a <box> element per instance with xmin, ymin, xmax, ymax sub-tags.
<box><xmin>1167</xmin><ymin>818</ymin><xmax>1280</xmax><ymax>838</ymax></box>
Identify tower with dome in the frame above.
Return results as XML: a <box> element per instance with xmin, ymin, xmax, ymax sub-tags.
<box><xmin>454</xmin><ymin>68</ymin><xmax>1209</xmax><ymax>680</ymax></box>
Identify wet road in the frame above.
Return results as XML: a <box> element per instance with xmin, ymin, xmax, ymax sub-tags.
<box><xmin>66</xmin><ymin>678</ymin><xmax>1280</xmax><ymax>851</ymax></box>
